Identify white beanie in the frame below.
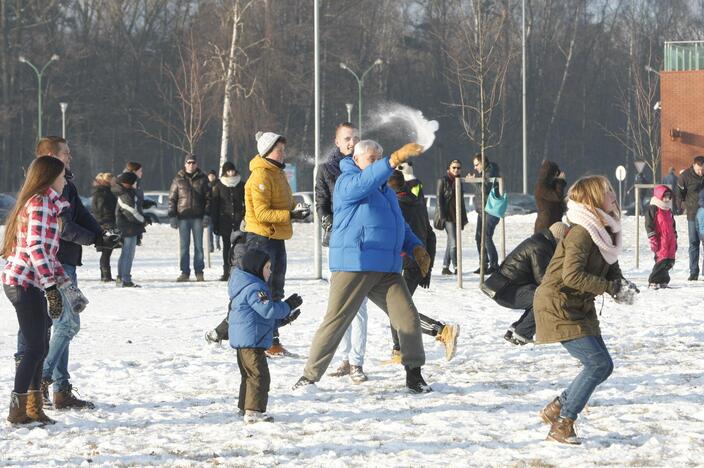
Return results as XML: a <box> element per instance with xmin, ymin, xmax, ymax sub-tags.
<box><xmin>397</xmin><ymin>161</ymin><xmax>416</xmax><ymax>181</ymax></box>
<box><xmin>549</xmin><ymin>221</ymin><xmax>570</xmax><ymax>241</ymax></box>
<box><xmin>256</xmin><ymin>131</ymin><xmax>282</xmax><ymax>157</ymax></box>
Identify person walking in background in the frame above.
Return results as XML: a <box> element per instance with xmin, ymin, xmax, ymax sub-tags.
<box><xmin>292</xmin><ymin>140</ymin><xmax>434</xmax><ymax>394</ymax></box>
<box><xmin>314</xmin><ymin>122</ymin><xmax>370</xmax><ymax>382</ymax></box>
<box><xmin>469</xmin><ymin>153</ymin><xmax>501</xmax><ymax>274</ymax></box>
<box><xmin>207</xmin><ymin>169</ymin><xmax>219</xmax><ymax>253</ymax></box>
<box><xmin>387</xmin><ymin>171</ymin><xmax>459</xmax><ymax>362</ymax></box>
<box><xmin>677</xmin><ymin>155</ymin><xmax>704</xmax><ymax>281</ymax></box>
<box><xmin>228</xmin><ymin>249</ymin><xmax>303</xmax><ymax>423</ymax></box>
<box><xmin>534</xmin><ymin>160</ymin><xmax>567</xmax><ymax>233</ymax></box>
<box><xmin>92</xmin><ymin>172</ymin><xmax>117</xmax><ymax>282</ymax></box>
<box><xmin>2</xmin><ymin>156</ymin><xmax>70</xmax><ymax>425</ymax></box>
<box><xmin>211</xmin><ymin>162</ymin><xmax>245</xmax><ymax>281</ymax></box>
<box><xmin>482</xmin><ymin>221</ymin><xmax>569</xmax><ymax>345</ymax></box>
<box><xmin>245</xmin><ymin>131</ymin><xmax>310</xmax><ymax>357</ymax></box>
<box><xmin>168</xmin><ymin>155</ymin><xmax>211</xmax><ymax>282</ymax></box>
<box><xmin>645</xmin><ymin>185</ymin><xmax>677</xmax><ymax>289</ymax></box>
<box><xmin>435</xmin><ymin>159</ymin><xmax>468</xmax><ymax>275</ymax></box>
<box><xmin>534</xmin><ymin>175</ymin><xmax>638</xmax><ymax>445</ymax></box>
<box><xmin>114</xmin><ymin>172</ymin><xmax>146</xmax><ymax>288</ymax></box>
<box><xmin>662</xmin><ymin>166</ymin><xmax>679</xmax><ymax>215</ymax></box>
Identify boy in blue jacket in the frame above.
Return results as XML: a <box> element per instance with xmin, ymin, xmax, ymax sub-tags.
<box><xmin>228</xmin><ymin>249</ymin><xmax>302</xmax><ymax>423</ymax></box>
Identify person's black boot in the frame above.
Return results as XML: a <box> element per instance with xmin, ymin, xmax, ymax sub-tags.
<box><xmin>100</xmin><ymin>266</ymin><xmax>113</xmax><ymax>282</ymax></box>
<box><xmin>405</xmin><ymin>366</ymin><xmax>432</xmax><ymax>394</ymax></box>
<box><xmin>688</xmin><ymin>273</ymin><xmax>699</xmax><ymax>281</ymax></box>
<box><xmin>219</xmin><ymin>266</ymin><xmax>230</xmax><ymax>282</ymax></box>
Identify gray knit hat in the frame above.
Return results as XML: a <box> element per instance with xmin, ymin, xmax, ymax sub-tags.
<box><xmin>549</xmin><ymin>221</ymin><xmax>570</xmax><ymax>241</ymax></box>
<box><xmin>255</xmin><ymin>131</ymin><xmax>284</xmax><ymax>157</ymax></box>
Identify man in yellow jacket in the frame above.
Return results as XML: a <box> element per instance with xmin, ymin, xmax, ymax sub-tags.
<box><xmin>244</xmin><ymin>131</ymin><xmax>310</xmax><ymax>356</ymax></box>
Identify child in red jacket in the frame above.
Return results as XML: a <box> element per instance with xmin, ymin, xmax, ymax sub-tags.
<box><xmin>645</xmin><ymin>185</ymin><xmax>677</xmax><ymax>288</ymax></box>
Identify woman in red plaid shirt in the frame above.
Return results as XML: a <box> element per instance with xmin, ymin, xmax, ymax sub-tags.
<box><xmin>1</xmin><ymin>156</ymin><xmax>70</xmax><ymax>425</ymax></box>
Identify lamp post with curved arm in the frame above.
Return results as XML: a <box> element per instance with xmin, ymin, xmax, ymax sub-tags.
<box><xmin>339</xmin><ymin>58</ymin><xmax>383</xmax><ymax>137</ymax></box>
<box><xmin>19</xmin><ymin>54</ymin><xmax>59</xmax><ymax>139</ymax></box>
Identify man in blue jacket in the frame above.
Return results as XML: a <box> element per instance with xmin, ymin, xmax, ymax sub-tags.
<box><xmin>293</xmin><ymin>140</ymin><xmax>433</xmax><ymax>394</ymax></box>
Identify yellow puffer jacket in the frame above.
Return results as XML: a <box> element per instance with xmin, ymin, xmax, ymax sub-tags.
<box><xmin>244</xmin><ymin>155</ymin><xmax>294</xmax><ymax>240</ymax></box>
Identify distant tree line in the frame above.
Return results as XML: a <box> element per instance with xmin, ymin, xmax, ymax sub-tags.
<box><xmin>1</xmin><ymin>0</ymin><xmax>702</xmax><ymax>194</ymax></box>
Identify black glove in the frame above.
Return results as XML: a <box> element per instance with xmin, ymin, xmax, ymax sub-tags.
<box><xmin>45</xmin><ymin>286</ymin><xmax>63</xmax><ymax>319</ymax></box>
<box><xmin>418</xmin><ymin>271</ymin><xmax>432</xmax><ymax>289</ymax></box>
<box><xmin>144</xmin><ymin>217</ymin><xmax>153</xmax><ymax>226</ymax></box>
<box><xmin>284</xmin><ymin>293</ymin><xmax>303</xmax><ymax>311</ymax></box>
<box><xmin>279</xmin><ymin>309</ymin><xmax>301</xmax><ymax>327</ymax></box>
<box><xmin>321</xmin><ymin>214</ymin><xmax>333</xmax><ymax>231</ymax></box>
<box><xmin>95</xmin><ymin>231</ymin><xmax>120</xmax><ymax>250</ymax></box>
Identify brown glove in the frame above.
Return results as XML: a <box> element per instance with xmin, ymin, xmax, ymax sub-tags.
<box><xmin>389</xmin><ymin>143</ymin><xmax>424</xmax><ymax>167</ymax></box>
<box><xmin>413</xmin><ymin>245</ymin><xmax>431</xmax><ymax>277</ymax></box>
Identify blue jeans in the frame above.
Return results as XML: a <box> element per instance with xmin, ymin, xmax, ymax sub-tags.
<box><xmin>558</xmin><ymin>335</ymin><xmax>613</xmax><ymax>420</ymax></box>
<box><xmin>443</xmin><ymin>222</ymin><xmax>457</xmax><ymax>268</ymax></box>
<box><xmin>476</xmin><ymin>213</ymin><xmax>500</xmax><ymax>268</ymax></box>
<box><xmin>688</xmin><ymin>220</ymin><xmax>701</xmax><ymax>276</ymax></box>
<box><xmin>117</xmin><ymin>236</ymin><xmax>137</xmax><ymax>283</ymax></box>
<box><xmin>246</xmin><ymin>234</ymin><xmax>287</xmax><ymax>345</ymax></box>
<box><xmin>338</xmin><ymin>298</ymin><xmax>368</xmax><ymax>366</ymax></box>
<box><xmin>179</xmin><ymin>218</ymin><xmax>205</xmax><ymax>275</ymax></box>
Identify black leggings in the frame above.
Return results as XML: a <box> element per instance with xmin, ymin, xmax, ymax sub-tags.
<box><xmin>4</xmin><ymin>284</ymin><xmax>50</xmax><ymax>393</ymax></box>
<box><xmin>100</xmin><ymin>249</ymin><xmax>113</xmax><ymax>269</ymax></box>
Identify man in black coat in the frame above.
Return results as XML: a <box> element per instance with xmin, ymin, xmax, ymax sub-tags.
<box><xmin>481</xmin><ymin>221</ymin><xmax>569</xmax><ymax>345</ymax></box>
<box><xmin>387</xmin><ymin>171</ymin><xmax>459</xmax><ymax>361</ymax></box>
<box><xmin>168</xmin><ymin>155</ymin><xmax>211</xmax><ymax>282</ymax></box>
<box><xmin>677</xmin><ymin>155</ymin><xmax>704</xmax><ymax>280</ymax></box>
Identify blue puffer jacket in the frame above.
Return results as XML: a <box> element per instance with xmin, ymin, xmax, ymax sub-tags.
<box><xmin>228</xmin><ymin>268</ymin><xmax>291</xmax><ymax>349</ymax></box>
<box><xmin>329</xmin><ymin>156</ymin><xmax>422</xmax><ymax>272</ymax></box>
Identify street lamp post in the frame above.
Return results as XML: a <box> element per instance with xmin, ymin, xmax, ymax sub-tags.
<box><xmin>59</xmin><ymin>102</ymin><xmax>68</xmax><ymax>138</ymax></box>
<box><xmin>345</xmin><ymin>103</ymin><xmax>354</xmax><ymax>122</ymax></box>
<box><xmin>19</xmin><ymin>54</ymin><xmax>59</xmax><ymax>139</ymax></box>
<box><xmin>339</xmin><ymin>59</ymin><xmax>383</xmax><ymax>137</ymax></box>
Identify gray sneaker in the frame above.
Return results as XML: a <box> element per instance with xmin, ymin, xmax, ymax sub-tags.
<box><xmin>349</xmin><ymin>365</ymin><xmax>368</xmax><ymax>383</ymax></box>
<box><xmin>195</xmin><ymin>272</ymin><xmax>205</xmax><ymax>282</ymax></box>
<box><xmin>176</xmin><ymin>273</ymin><xmax>189</xmax><ymax>282</ymax></box>
<box><xmin>329</xmin><ymin>360</ymin><xmax>350</xmax><ymax>377</ymax></box>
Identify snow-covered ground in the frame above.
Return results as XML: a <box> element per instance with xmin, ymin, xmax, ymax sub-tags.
<box><xmin>1</xmin><ymin>214</ymin><xmax>703</xmax><ymax>466</ymax></box>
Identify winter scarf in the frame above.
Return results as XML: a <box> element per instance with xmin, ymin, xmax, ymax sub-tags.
<box><xmin>566</xmin><ymin>199</ymin><xmax>622</xmax><ymax>265</ymax></box>
<box><xmin>220</xmin><ymin>175</ymin><xmax>241</xmax><ymax>188</ymax></box>
<box><xmin>446</xmin><ymin>170</ymin><xmax>456</xmax><ymax>186</ymax></box>
<box><xmin>650</xmin><ymin>196</ymin><xmax>672</xmax><ymax>211</ymax></box>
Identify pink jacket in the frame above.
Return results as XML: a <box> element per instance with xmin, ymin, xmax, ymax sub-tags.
<box><xmin>645</xmin><ymin>185</ymin><xmax>677</xmax><ymax>261</ymax></box>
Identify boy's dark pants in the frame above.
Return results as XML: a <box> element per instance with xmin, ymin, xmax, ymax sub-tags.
<box><xmin>237</xmin><ymin>348</ymin><xmax>270</xmax><ymax>413</ymax></box>
<box><xmin>649</xmin><ymin>258</ymin><xmax>675</xmax><ymax>284</ymax></box>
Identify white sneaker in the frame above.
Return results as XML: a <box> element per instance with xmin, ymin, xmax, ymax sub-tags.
<box><xmin>244</xmin><ymin>410</ymin><xmax>274</xmax><ymax>424</ymax></box>
<box><xmin>648</xmin><ymin>283</ymin><xmax>660</xmax><ymax>290</ymax></box>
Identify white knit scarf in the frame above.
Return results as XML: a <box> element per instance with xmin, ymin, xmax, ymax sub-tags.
<box><xmin>566</xmin><ymin>199</ymin><xmax>622</xmax><ymax>265</ymax></box>
<box><xmin>650</xmin><ymin>196</ymin><xmax>672</xmax><ymax>211</ymax></box>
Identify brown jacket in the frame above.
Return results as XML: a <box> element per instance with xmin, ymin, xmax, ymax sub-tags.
<box><xmin>534</xmin><ymin>225</ymin><xmax>622</xmax><ymax>344</ymax></box>
<box><xmin>534</xmin><ymin>160</ymin><xmax>566</xmax><ymax>233</ymax></box>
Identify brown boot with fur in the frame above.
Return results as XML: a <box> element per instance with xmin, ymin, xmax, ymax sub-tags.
<box><xmin>547</xmin><ymin>417</ymin><xmax>581</xmax><ymax>445</ymax></box>
<box><xmin>26</xmin><ymin>390</ymin><xmax>56</xmax><ymax>424</ymax></box>
<box><xmin>7</xmin><ymin>392</ymin><xmax>32</xmax><ymax>424</ymax></box>
<box><xmin>540</xmin><ymin>397</ymin><xmax>561</xmax><ymax>425</ymax></box>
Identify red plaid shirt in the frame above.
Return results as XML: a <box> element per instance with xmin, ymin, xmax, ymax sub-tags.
<box><xmin>2</xmin><ymin>188</ymin><xmax>70</xmax><ymax>289</ymax></box>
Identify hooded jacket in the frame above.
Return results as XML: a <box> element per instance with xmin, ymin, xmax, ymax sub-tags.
<box><xmin>57</xmin><ymin>174</ymin><xmax>103</xmax><ymax>266</ymax></box>
<box><xmin>168</xmin><ymin>168</ymin><xmax>210</xmax><ymax>219</ymax></box>
<box><xmin>329</xmin><ymin>156</ymin><xmax>421</xmax><ymax>272</ymax></box>
<box><xmin>113</xmin><ymin>183</ymin><xmax>146</xmax><ymax>238</ymax></box>
<box><xmin>211</xmin><ymin>175</ymin><xmax>245</xmax><ymax>234</ymax></box>
<box><xmin>395</xmin><ymin>185</ymin><xmax>436</xmax><ymax>273</ymax></box>
<box><xmin>244</xmin><ymin>155</ymin><xmax>295</xmax><ymax>240</ymax></box>
<box><xmin>534</xmin><ymin>160</ymin><xmax>567</xmax><ymax>233</ymax></box>
<box><xmin>91</xmin><ymin>183</ymin><xmax>117</xmax><ymax>229</ymax></box>
<box><xmin>645</xmin><ymin>185</ymin><xmax>677</xmax><ymax>262</ymax></box>
<box><xmin>227</xmin><ymin>268</ymin><xmax>292</xmax><ymax>349</ymax></box>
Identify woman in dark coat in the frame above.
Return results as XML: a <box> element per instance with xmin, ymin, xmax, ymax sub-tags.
<box><xmin>92</xmin><ymin>172</ymin><xmax>117</xmax><ymax>282</ymax></box>
<box><xmin>210</xmin><ymin>161</ymin><xmax>246</xmax><ymax>280</ymax></box>
<box><xmin>534</xmin><ymin>160</ymin><xmax>567</xmax><ymax>233</ymax></box>
<box><xmin>435</xmin><ymin>159</ymin><xmax>468</xmax><ymax>275</ymax></box>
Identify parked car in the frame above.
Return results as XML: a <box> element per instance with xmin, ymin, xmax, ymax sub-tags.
<box><xmin>143</xmin><ymin>191</ymin><xmax>170</xmax><ymax>223</ymax></box>
<box><xmin>0</xmin><ymin>193</ymin><xmax>17</xmax><ymax>225</ymax></box>
<box><xmin>292</xmin><ymin>191</ymin><xmax>314</xmax><ymax>223</ymax></box>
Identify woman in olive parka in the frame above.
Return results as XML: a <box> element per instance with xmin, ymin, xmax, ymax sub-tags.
<box><xmin>533</xmin><ymin>175</ymin><xmax>638</xmax><ymax>445</ymax></box>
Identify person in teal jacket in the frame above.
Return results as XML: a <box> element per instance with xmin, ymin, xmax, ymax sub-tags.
<box><xmin>293</xmin><ymin>140</ymin><xmax>434</xmax><ymax>394</ymax></box>
<box><xmin>228</xmin><ymin>249</ymin><xmax>302</xmax><ymax>423</ymax></box>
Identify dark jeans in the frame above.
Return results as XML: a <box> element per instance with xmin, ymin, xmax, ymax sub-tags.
<box><xmin>220</xmin><ymin>228</ymin><xmax>233</xmax><ymax>274</ymax></box>
<box><xmin>391</xmin><ymin>264</ymin><xmax>444</xmax><ymax>350</ymax></box>
<box><xmin>246</xmin><ymin>234</ymin><xmax>287</xmax><ymax>345</ymax></box>
<box><xmin>4</xmin><ymin>284</ymin><xmax>50</xmax><ymax>393</ymax></box>
<box><xmin>649</xmin><ymin>258</ymin><xmax>675</xmax><ymax>285</ymax></box>
<box><xmin>559</xmin><ymin>335</ymin><xmax>613</xmax><ymax>420</ymax></box>
<box><xmin>476</xmin><ymin>213</ymin><xmax>500</xmax><ymax>268</ymax></box>
<box><xmin>494</xmin><ymin>283</ymin><xmax>537</xmax><ymax>339</ymax></box>
<box><xmin>237</xmin><ymin>348</ymin><xmax>270</xmax><ymax>413</ymax></box>
<box><xmin>688</xmin><ymin>220</ymin><xmax>701</xmax><ymax>276</ymax></box>
<box><xmin>443</xmin><ymin>221</ymin><xmax>457</xmax><ymax>268</ymax></box>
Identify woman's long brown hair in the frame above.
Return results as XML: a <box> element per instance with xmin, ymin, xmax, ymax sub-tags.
<box><xmin>1</xmin><ymin>156</ymin><xmax>65</xmax><ymax>258</ymax></box>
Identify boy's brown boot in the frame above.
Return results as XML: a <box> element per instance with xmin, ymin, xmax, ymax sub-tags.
<box><xmin>7</xmin><ymin>392</ymin><xmax>32</xmax><ymax>424</ymax></box>
<box><xmin>26</xmin><ymin>390</ymin><xmax>56</xmax><ymax>424</ymax></box>
<box><xmin>540</xmin><ymin>397</ymin><xmax>561</xmax><ymax>425</ymax></box>
<box><xmin>547</xmin><ymin>417</ymin><xmax>581</xmax><ymax>445</ymax></box>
